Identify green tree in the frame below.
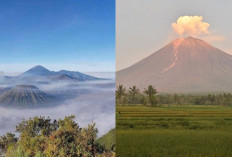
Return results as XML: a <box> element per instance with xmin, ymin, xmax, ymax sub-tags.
<box><xmin>128</xmin><ymin>86</ymin><xmax>140</xmax><ymax>104</ymax></box>
<box><xmin>2</xmin><ymin>115</ymin><xmax>109</xmax><ymax>157</ymax></box>
<box><xmin>144</xmin><ymin>85</ymin><xmax>158</xmax><ymax>106</ymax></box>
<box><xmin>0</xmin><ymin>132</ymin><xmax>18</xmax><ymax>152</ymax></box>
<box><xmin>116</xmin><ymin>85</ymin><xmax>126</xmax><ymax>104</ymax></box>
<box><xmin>44</xmin><ymin>116</ymin><xmax>98</xmax><ymax>157</ymax></box>
<box><xmin>15</xmin><ymin>116</ymin><xmax>58</xmax><ymax>156</ymax></box>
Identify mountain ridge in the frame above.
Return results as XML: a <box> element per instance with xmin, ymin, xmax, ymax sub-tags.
<box><xmin>17</xmin><ymin>65</ymin><xmax>105</xmax><ymax>81</ymax></box>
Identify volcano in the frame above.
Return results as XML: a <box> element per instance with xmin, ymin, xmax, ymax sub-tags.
<box><xmin>117</xmin><ymin>36</ymin><xmax>232</xmax><ymax>93</ymax></box>
<box><xmin>20</xmin><ymin>65</ymin><xmax>56</xmax><ymax>77</ymax></box>
<box><xmin>0</xmin><ymin>85</ymin><xmax>55</xmax><ymax>108</ymax></box>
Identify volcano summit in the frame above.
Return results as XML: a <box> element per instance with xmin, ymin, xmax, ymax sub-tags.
<box><xmin>117</xmin><ymin>37</ymin><xmax>232</xmax><ymax>93</ymax></box>
<box><xmin>0</xmin><ymin>85</ymin><xmax>54</xmax><ymax>108</ymax></box>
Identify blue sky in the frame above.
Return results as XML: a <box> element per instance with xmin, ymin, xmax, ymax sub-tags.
<box><xmin>0</xmin><ymin>0</ymin><xmax>115</xmax><ymax>75</ymax></box>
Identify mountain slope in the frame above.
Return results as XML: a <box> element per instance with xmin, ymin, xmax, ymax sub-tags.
<box><xmin>50</xmin><ymin>74</ymin><xmax>78</xmax><ymax>82</ymax></box>
<box><xmin>0</xmin><ymin>85</ymin><xmax>54</xmax><ymax>107</ymax></box>
<box><xmin>57</xmin><ymin>70</ymin><xmax>101</xmax><ymax>81</ymax></box>
<box><xmin>20</xmin><ymin>65</ymin><xmax>55</xmax><ymax>77</ymax></box>
<box><xmin>117</xmin><ymin>37</ymin><xmax>232</xmax><ymax>93</ymax></box>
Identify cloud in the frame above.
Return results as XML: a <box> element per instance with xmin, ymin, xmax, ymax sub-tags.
<box><xmin>172</xmin><ymin>16</ymin><xmax>210</xmax><ymax>37</ymax></box>
<box><xmin>0</xmin><ymin>71</ymin><xmax>4</xmax><ymax>76</ymax></box>
<box><xmin>0</xmin><ymin>80</ymin><xmax>115</xmax><ymax>137</ymax></box>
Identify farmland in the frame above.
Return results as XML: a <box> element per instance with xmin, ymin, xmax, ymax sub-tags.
<box><xmin>116</xmin><ymin>105</ymin><xmax>232</xmax><ymax>157</ymax></box>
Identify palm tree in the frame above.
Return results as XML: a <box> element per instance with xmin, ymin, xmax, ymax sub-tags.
<box><xmin>128</xmin><ymin>86</ymin><xmax>140</xmax><ymax>104</ymax></box>
<box><xmin>116</xmin><ymin>85</ymin><xmax>126</xmax><ymax>103</ymax></box>
<box><xmin>143</xmin><ymin>85</ymin><xmax>157</xmax><ymax>106</ymax></box>
<box><xmin>144</xmin><ymin>85</ymin><xmax>157</xmax><ymax>97</ymax></box>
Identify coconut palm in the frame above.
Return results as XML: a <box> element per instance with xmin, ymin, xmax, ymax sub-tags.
<box><xmin>116</xmin><ymin>85</ymin><xmax>126</xmax><ymax>103</ymax></box>
<box><xmin>128</xmin><ymin>86</ymin><xmax>140</xmax><ymax>103</ymax></box>
<box><xmin>144</xmin><ymin>85</ymin><xmax>157</xmax><ymax>97</ymax></box>
<box><xmin>144</xmin><ymin>85</ymin><xmax>157</xmax><ymax>106</ymax></box>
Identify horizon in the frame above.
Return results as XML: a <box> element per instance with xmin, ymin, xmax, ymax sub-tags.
<box><xmin>0</xmin><ymin>0</ymin><xmax>115</xmax><ymax>73</ymax></box>
<box><xmin>0</xmin><ymin>64</ymin><xmax>115</xmax><ymax>76</ymax></box>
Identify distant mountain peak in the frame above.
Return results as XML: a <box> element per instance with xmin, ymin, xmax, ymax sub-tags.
<box><xmin>33</xmin><ymin>65</ymin><xmax>45</xmax><ymax>68</ymax></box>
<box><xmin>20</xmin><ymin>65</ymin><xmax>54</xmax><ymax>77</ymax></box>
<box><xmin>30</xmin><ymin>65</ymin><xmax>50</xmax><ymax>71</ymax></box>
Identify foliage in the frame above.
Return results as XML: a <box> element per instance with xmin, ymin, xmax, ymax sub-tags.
<box><xmin>116</xmin><ymin>85</ymin><xmax>232</xmax><ymax>106</ymax></box>
<box><xmin>0</xmin><ymin>115</ymin><xmax>114</xmax><ymax>157</ymax></box>
<box><xmin>128</xmin><ymin>86</ymin><xmax>140</xmax><ymax>104</ymax></box>
<box><xmin>5</xmin><ymin>146</ymin><xmax>28</xmax><ymax>157</ymax></box>
<box><xmin>116</xmin><ymin>85</ymin><xmax>158</xmax><ymax>106</ymax></box>
<box><xmin>97</xmin><ymin>129</ymin><xmax>116</xmax><ymax>152</ymax></box>
<box><xmin>116</xmin><ymin>85</ymin><xmax>126</xmax><ymax>104</ymax></box>
<box><xmin>0</xmin><ymin>133</ymin><xmax>18</xmax><ymax>152</ymax></box>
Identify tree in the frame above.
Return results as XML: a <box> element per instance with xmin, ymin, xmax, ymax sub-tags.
<box><xmin>44</xmin><ymin>116</ymin><xmax>98</xmax><ymax>157</ymax></box>
<box><xmin>140</xmin><ymin>95</ymin><xmax>147</xmax><ymax>105</ymax></box>
<box><xmin>128</xmin><ymin>86</ymin><xmax>140</xmax><ymax>104</ymax></box>
<box><xmin>15</xmin><ymin>116</ymin><xmax>58</xmax><ymax>156</ymax></box>
<box><xmin>1</xmin><ymin>115</ymin><xmax>110</xmax><ymax>156</ymax></box>
<box><xmin>144</xmin><ymin>85</ymin><xmax>158</xmax><ymax>106</ymax></box>
<box><xmin>0</xmin><ymin>132</ymin><xmax>18</xmax><ymax>152</ymax></box>
<box><xmin>116</xmin><ymin>85</ymin><xmax>126</xmax><ymax>103</ymax></box>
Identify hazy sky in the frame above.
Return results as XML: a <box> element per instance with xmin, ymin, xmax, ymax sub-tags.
<box><xmin>116</xmin><ymin>0</ymin><xmax>232</xmax><ymax>71</ymax></box>
<box><xmin>0</xmin><ymin>0</ymin><xmax>115</xmax><ymax>75</ymax></box>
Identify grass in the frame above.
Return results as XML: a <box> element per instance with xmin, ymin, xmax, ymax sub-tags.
<box><xmin>116</xmin><ymin>104</ymin><xmax>232</xmax><ymax>157</ymax></box>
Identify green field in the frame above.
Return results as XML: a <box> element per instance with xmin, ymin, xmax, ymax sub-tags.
<box><xmin>116</xmin><ymin>105</ymin><xmax>232</xmax><ymax>157</ymax></box>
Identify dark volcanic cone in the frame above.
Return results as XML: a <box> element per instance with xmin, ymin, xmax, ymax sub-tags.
<box><xmin>0</xmin><ymin>85</ymin><xmax>54</xmax><ymax>108</ymax></box>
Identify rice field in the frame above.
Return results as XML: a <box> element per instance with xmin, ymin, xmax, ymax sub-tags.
<box><xmin>116</xmin><ymin>105</ymin><xmax>232</xmax><ymax>157</ymax></box>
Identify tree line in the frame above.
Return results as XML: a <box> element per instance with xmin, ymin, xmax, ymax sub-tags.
<box><xmin>116</xmin><ymin>85</ymin><xmax>232</xmax><ymax>106</ymax></box>
<box><xmin>0</xmin><ymin>116</ymin><xmax>115</xmax><ymax>157</ymax></box>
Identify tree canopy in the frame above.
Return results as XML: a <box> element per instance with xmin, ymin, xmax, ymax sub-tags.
<box><xmin>0</xmin><ymin>116</ymin><xmax>115</xmax><ymax>157</ymax></box>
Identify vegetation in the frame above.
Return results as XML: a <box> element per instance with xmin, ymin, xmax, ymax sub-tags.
<box><xmin>116</xmin><ymin>84</ymin><xmax>232</xmax><ymax>106</ymax></box>
<box><xmin>97</xmin><ymin>129</ymin><xmax>116</xmax><ymax>152</ymax></box>
<box><xmin>117</xmin><ymin>129</ymin><xmax>232</xmax><ymax>157</ymax></box>
<box><xmin>116</xmin><ymin>85</ymin><xmax>232</xmax><ymax>157</ymax></box>
<box><xmin>0</xmin><ymin>116</ymin><xmax>115</xmax><ymax>157</ymax></box>
<box><xmin>116</xmin><ymin>105</ymin><xmax>232</xmax><ymax>157</ymax></box>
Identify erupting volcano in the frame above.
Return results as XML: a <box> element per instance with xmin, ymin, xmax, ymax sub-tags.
<box><xmin>117</xmin><ymin>36</ymin><xmax>232</xmax><ymax>93</ymax></box>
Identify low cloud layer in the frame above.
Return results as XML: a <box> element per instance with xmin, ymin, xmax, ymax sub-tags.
<box><xmin>0</xmin><ymin>79</ymin><xmax>115</xmax><ymax>137</ymax></box>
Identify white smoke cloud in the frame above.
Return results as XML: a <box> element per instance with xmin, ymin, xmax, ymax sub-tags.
<box><xmin>172</xmin><ymin>16</ymin><xmax>210</xmax><ymax>37</ymax></box>
<box><xmin>171</xmin><ymin>15</ymin><xmax>226</xmax><ymax>44</ymax></box>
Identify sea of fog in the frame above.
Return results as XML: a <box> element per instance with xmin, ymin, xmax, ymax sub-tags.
<box><xmin>0</xmin><ymin>72</ymin><xmax>115</xmax><ymax>137</ymax></box>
